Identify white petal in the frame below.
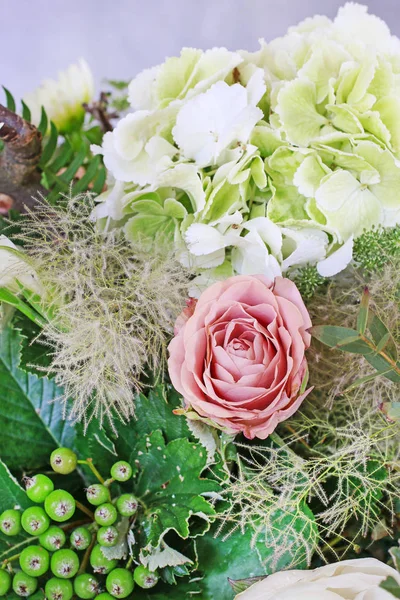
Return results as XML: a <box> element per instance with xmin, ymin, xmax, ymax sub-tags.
<box><xmin>317</xmin><ymin>236</ymin><xmax>354</xmax><ymax>277</ymax></box>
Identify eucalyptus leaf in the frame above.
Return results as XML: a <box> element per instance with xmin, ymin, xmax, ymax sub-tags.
<box><xmin>380</xmin><ymin>576</ymin><xmax>400</xmax><ymax>598</ymax></box>
<box><xmin>311</xmin><ymin>326</ymin><xmax>373</xmax><ymax>354</ymax></box>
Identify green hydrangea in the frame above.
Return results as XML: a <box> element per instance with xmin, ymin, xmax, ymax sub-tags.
<box><xmin>92</xmin><ymin>3</ymin><xmax>400</xmax><ymax>295</ymax></box>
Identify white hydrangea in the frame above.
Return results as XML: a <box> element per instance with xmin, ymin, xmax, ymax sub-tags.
<box><xmin>93</xmin><ymin>4</ymin><xmax>400</xmax><ymax>291</ymax></box>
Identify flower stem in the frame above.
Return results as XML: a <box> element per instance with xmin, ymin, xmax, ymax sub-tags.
<box><xmin>78</xmin><ymin>459</ymin><xmax>105</xmax><ymax>484</ymax></box>
<box><xmin>75</xmin><ymin>500</ymin><xmax>94</xmax><ymax>520</ymax></box>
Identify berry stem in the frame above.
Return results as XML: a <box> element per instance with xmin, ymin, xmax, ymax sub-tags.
<box><xmin>78</xmin><ymin>459</ymin><xmax>105</xmax><ymax>484</ymax></box>
<box><xmin>125</xmin><ymin>556</ymin><xmax>133</xmax><ymax>570</ymax></box>
<box><xmin>61</xmin><ymin>518</ymin><xmax>92</xmax><ymax>532</ymax></box>
<box><xmin>75</xmin><ymin>501</ymin><xmax>95</xmax><ymax>520</ymax></box>
<box><xmin>103</xmin><ymin>478</ymin><xmax>115</xmax><ymax>487</ymax></box>
<box><xmin>0</xmin><ymin>537</ymin><xmax>33</xmax><ymax>561</ymax></box>
<box><xmin>1</xmin><ymin>552</ymin><xmax>21</xmax><ymax>567</ymax></box>
<box><xmin>78</xmin><ymin>532</ymin><xmax>96</xmax><ymax>575</ymax></box>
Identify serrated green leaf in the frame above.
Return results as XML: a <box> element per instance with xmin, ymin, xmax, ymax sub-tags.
<box><xmin>311</xmin><ymin>326</ymin><xmax>373</xmax><ymax>354</ymax></box>
<box><xmin>380</xmin><ymin>576</ymin><xmax>400</xmax><ymax>598</ymax></box>
<box><xmin>0</xmin><ymin>324</ymin><xmax>75</xmax><ymax>470</ymax></box>
<box><xmin>356</xmin><ymin>287</ymin><xmax>370</xmax><ymax>334</ymax></box>
<box><xmin>3</xmin><ymin>87</ymin><xmax>16</xmax><ymax>112</ymax></box>
<box><xmin>73</xmin><ymin>385</ymin><xmax>191</xmax><ymax>479</ymax></box>
<box><xmin>40</xmin><ymin>122</ymin><xmax>58</xmax><ymax>166</ymax></box>
<box><xmin>37</xmin><ymin>107</ymin><xmax>48</xmax><ymax>136</ymax></box>
<box><xmin>135</xmin><ymin>430</ymin><xmax>218</xmax><ymax>547</ymax></box>
<box><xmin>21</xmin><ymin>100</ymin><xmax>31</xmax><ymax>122</ymax></box>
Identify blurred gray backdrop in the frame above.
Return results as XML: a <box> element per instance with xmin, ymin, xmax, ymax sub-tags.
<box><xmin>2</xmin><ymin>0</ymin><xmax>400</xmax><ymax>99</ymax></box>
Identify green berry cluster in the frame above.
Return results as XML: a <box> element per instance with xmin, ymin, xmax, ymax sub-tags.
<box><xmin>353</xmin><ymin>225</ymin><xmax>400</xmax><ymax>273</ymax></box>
<box><xmin>0</xmin><ymin>450</ymin><xmax>159</xmax><ymax>598</ymax></box>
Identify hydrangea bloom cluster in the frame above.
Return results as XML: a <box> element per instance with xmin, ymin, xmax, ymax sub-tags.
<box><xmin>92</xmin><ymin>3</ymin><xmax>400</xmax><ymax>295</ymax></box>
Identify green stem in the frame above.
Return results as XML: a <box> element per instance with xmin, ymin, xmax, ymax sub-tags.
<box><xmin>1</xmin><ymin>552</ymin><xmax>21</xmax><ymax>567</ymax></box>
<box><xmin>0</xmin><ymin>537</ymin><xmax>33</xmax><ymax>561</ymax></box>
<box><xmin>359</xmin><ymin>333</ymin><xmax>400</xmax><ymax>376</ymax></box>
<box><xmin>78</xmin><ymin>459</ymin><xmax>105</xmax><ymax>484</ymax></box>
<box><xmin>75</xmin><ymin>501</ymin><xmax>94</xmax><ymax>520</ymax></box>
<box><xmin>78</xmin><ymin>533</ymin><xmax>96</xmax><ymax>575</ymax></box>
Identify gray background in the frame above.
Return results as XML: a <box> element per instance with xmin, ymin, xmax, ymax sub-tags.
<box><xmin>2</xmin><ymin>0</ymin><xmax>400</xmax><ymax>100</ymax></box>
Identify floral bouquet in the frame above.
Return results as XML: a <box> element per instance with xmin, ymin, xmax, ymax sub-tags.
<box><xmin>0</xmin><ymin>3</ymin><xmax>399</xmax><ymax>599</ymax></box>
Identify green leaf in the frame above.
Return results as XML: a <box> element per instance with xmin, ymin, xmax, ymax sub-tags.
<box><xmin>380</xmin><ymin>576</ymin><xmax>400</xmax><ymax>598</ymax></box>
<box><xmin>39</xmin><ymin>122</ymin><xmax>58</xmax><ymax>167</ymax></box>
<box><xmin>381</xmin><ymin>402</ymin><xmax>400</xmax><ymax>421</ymax></box>
<box><xmin>37</xmin><ymin>107</ymin><xmax>48</xmax><ymax>136</ymax></box>
<box><xmin>196</xmin><ymin>505</ymin><xmax>317</xmax><ymax>600</ymax></box>
<box><xmin>91</xmin><ymin>166</ymin><xmax>107</xmax><ymax>195</ymax></box>
<box><xmin>72</xmin><ymin>155</ymin><xmax>102</xmax><ymax>194</ymax></box>
<box><xmin>74</xmin><ymin>385</ymin><xmax>191</xmax><ymax>478</ymax></box>
<box><xmin>363</xmin><ymin>353</ymin><xmax>400</xmax><ymax>383</ymax></box>
<box><xmin>0</xmin><ymin>288</ymin><xmax>46</xmax><ymax>327</ymax></box>
<box><xmin>344</xmin><ymin>369</ymin><xmax>393</xmax><ymax>392</ymax></box>
<box><xmin>311</xmin><ymin>326</ymin><xmax>373</xmax><ymax>354</ymax></box>
<box><xmin>2</xmin><ymin>87</ymin><xmax>16</xmax><ymax>112</ymax></box>
<box><xmin>356</xmin><ymin>287</ymin><xmax>370</xmax><ymax>334</ymax></box>
<box><xmin>21</xmin><ymin>100</ymin><xmax>31</xmax><ymax>122</ymax></box>
<box><xmin>0</xmin><ymin>324</ymin><xmax>75</xmax><ymax>470</ymax></box>
<box><xmin>135</xmin><ymin>430</ymin><xmax>219</xmax><ymax>547</ymax></box>
<box><xmin>0</xmin><ymin>459</ymin><xmax>32</xmax><ymax>560</ymax></box>
<box><xmin>368</xmin><ymin>313</ymin><xmax>398</xmax><ymax>360</ymax></box>
<box><xmin>390</xmin><ymin>547</ymin><xmax>400</xmax><ymax>571</ymax></box>
<box><xmin>228</xmin><ymin>577</ymin><xmax>264</xmax><ymax>594</ymax></box>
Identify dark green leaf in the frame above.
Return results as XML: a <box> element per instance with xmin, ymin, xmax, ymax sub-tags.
<box><xmin>134</xmin><ymin>430</ymin><xmax>218</xmax><ymax>547</ymax></box>
<box><xmin>0</xmin><ymin>459</ymin><xmax>32</xmax><ymax>560</ymax></box>
<box><xmin>356</xmin><ymin>287</ymin><xmax>370</xmax><ymax>334</ymax></box>
<box><xmin>311</xmin><ymin>326</ymin><xmax>373</xmax><ymax>355</ymax></box>
<box><xmin>40</xmin><ymin>122</ymin><xmax>58</xmax><ymax>166</ymax></box>
<box><xmin>380</xmin><ymin>576</ymin><xmax>400</xmax><ymax>598</ymax></box>
<box><xmin>3</xmin><ymin>87</ymin><xmax>16</xmax><ymax>112</ymax></box>
<box><xmin>58</xmin><ymin>144</ymin><xmax>87</xmax><ymax>182</ymax></box>
<box><xmin>21</xmin><ymin>101</ymin><xmax>31</xmax><ymax>122</ymax></box>
<box><xmin>48</xmin><ymin>140</ymin><xmax>74</xmax><ymax>173</ymax></box>
<box><xmin>0</xmin><ymin>324</ymin><xmax>75</xmax><ymax>470</ymax></box>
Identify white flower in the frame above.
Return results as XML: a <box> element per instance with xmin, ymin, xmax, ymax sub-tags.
<box><xmin>172</xmin><ymin>73</ymin><xmax>265</xmax><ymax>167</ymax></box>
<box><xmin>128</xmin><ymin>47</ymin><xmax>242</xmax><ymax>111</ymax></box>
<box><xmin>0</xmin><ymin>236</ymin><xmax>41</xmax><ymax>295</ymax></box>
<box><xmin>236</xmin><ymin>558</ymin><xmax>400</xmax><ymax>600</ymax></box>
<box><xmin>24</xmin><ymin>59</ymin><xmax>94</xmax><ymax>133</ymax></box>
<box><xmin>92</xmin><ymin>108</ymin><xmax>177</xmax><ymax>185</ymax></box>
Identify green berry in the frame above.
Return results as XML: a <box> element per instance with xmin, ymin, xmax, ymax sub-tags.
<box><xmin>50</xmin><ymin>549</ymin><xmax>79</xmax><ymax>579</ymax></box>
<box><xmin>44</xmin><ymin>490</ymin><xmax>75</xmax><ymax>522</ymax></box>
<box><xmin>45</xmin><ymin>578</ymin><xmax>73</xmax><ymax>600</ymax></box>
<box><xmin>110</xmin><ymin>461</ymin><xmax>132</xmax><ymax>482</ymax></box>
<box><xmin>94</xmin><ymin>503</ymin><xmax>117</xmax><ymax>526</ymax></box>
<box><xmin>0</xmin><ymin>509</ymin><xmax>21</xmax><ymax>536</ymax></box>
<box><xmin>97</xmin><ymin>526</ymin><xmax>118</xmax><ymax>547</ymax></box>
<box><xmin>96</xmin><ymin>594</ymin><xmax>114</xmax><ymax>600</ymax></box>
<box><xmin>39</xmin><ymin>525</ymin><xmax>66</xmax><ymax>551</ymax></box>
<box><xmin>19</xmin><ymin>546</ymin><xmax>49</xmax><ymax>577</ymax></box>
<box><xmin>50</xmin><ymin>448</ymin><xmax>77</xmax><ymax>475</ymax></box>
<box><xmin>86</xmin><ymin>484</ymin><xmax>110</xmax><ymax>506</ymax></box>
<box><xmin>89</xmin><ymin>545</ymin><xmax>118</xmax><ymax>575</ymax></box>
<box><xmin>133</xmin><ymin>565</ymin><xmax>159</xmax><ymax>589</ymax></box>
<box><xmin>0</xmin><ymin>570</ymin><xmax>11</xmax><ymax>596</ymax></box>
<box><xmin>12</xmin><ymin>572</ymin><xmax>38</xmax><ymax>597</ymax></box>
<box><xmin>24</xmin><ymin>475</ymin><xmax>54</xmax><ymax>503</ymax></box>
<box><xmin>106</xmin><ymin>568</ymin><xmax>134</xmax><ymax>599</ymax></box>
<box><xmin>70</xmin><ymin>527</ymin><xmax>92</xmax><ymax>550</ymax></box>
<box><xmin>116</xmin><ymin>494</ymin><xmax>138</xmax><ymax>517</ymax></box>
<box><xmin>73</xmin><ymin>574</ymin><xmax>99</xmax><ymax>599</ymax></box>
<box><xmin>21</xmin><ymin>507</ymin><xmax>50</xmax><ymax>536</ymax></box>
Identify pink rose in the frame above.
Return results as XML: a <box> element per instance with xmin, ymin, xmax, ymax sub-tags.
<box><xmin>168</xmin><ymin>275</ymin><xmax>312</xmax><ymax>439</ymax></box>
